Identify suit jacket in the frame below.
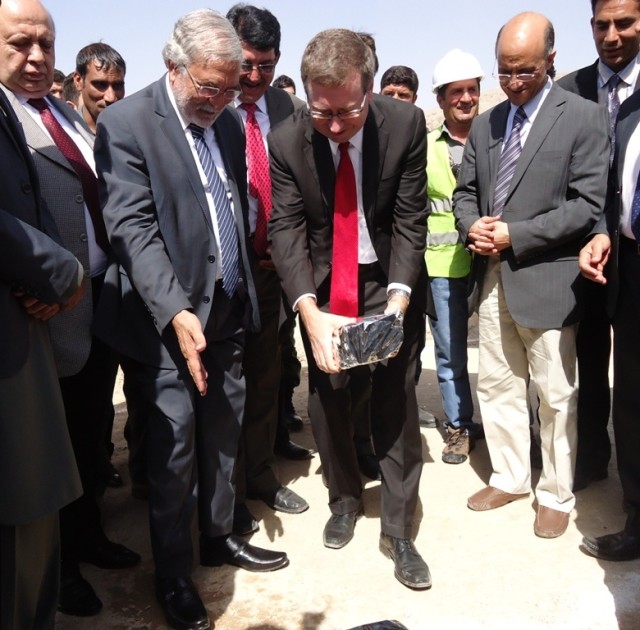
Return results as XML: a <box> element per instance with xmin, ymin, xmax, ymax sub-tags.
<box><xmin>2</xmin><ymin>87</ymin><xmax>95</xmax><ymax>377</ymax></box>
<box><xmin>0</xmin><ymin>88</ymin><xmax>82</xmax><ymax>524</ymax></box>
<box><xmin>558</xmin><ymin>59</ymin><xmax>640</xmax><ymax>102</ymax></box>
<box><xmin>93</xmin><ymin>76</ymin><xmax>259</xmax><ymax>369</ymax></box>
<box><xmin>454</xmin><ymin>83</ymin><xmax>610</xmax><ymax>329</ymax></box>
<box><xmin>595</xmin><ymin>89</ymin><xmax>640</xmax><ymax>316</ymax></box>
<box><xmin>268</xmin><ymin>94</ymin><xmax>428</xmax><ymax>310</ymax></box>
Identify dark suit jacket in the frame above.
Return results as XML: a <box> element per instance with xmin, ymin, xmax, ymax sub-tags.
<box><xmin>0</xmin><ymin>89</ymin><xmax>82</xmax><ymax>524</ymax></box>
<box><xmin>595</xmin><ymin>89</ymin><xmax>640</xmax><ymax>315</ymax></box>
<box><xmin>558</xmin><ymin>59</ymin><xmax>640</xmax><ymax>102</ymax></box>
<box><xmin>268</xmin><ymin>94</ymin><xmax>428</xmax><ymax>309</ymax></box>
<box><xmin>2</xmin><ymin>87</ymin><xmax>96</xmax><ymax>377</ymax></box>
<box><xmin>454</xmin><ymin>83</ymin><xmax>610</xmax><ymax>329</ymax></box>
<box><xmin>93</xmin><ymin>76</ymin><xmax>259</xmax><ymax>369</ymax></box>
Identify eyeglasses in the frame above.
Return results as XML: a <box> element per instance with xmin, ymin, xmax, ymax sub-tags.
<box><xmin>183</xmin><ymin>66</ymin><xmax>241</xmax><ymax>100</ymax></box>
<box><xmin>240</xmin><ymin>61</ymin><xmax>276</xmax><ymax>75</ymax></box>
<box><xmin>308</xmin><ymin>93</ymin><xmax>368</xmax><ymax>121</ymax></box>
<box><xmin>492</xmin><ymin>65</ymin><xmax>540</xmax><ymax>84</ymax></box>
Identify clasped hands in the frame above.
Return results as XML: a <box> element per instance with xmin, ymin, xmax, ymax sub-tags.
<box><xmin>13</xmin><ymin>282</ymin><xmax>84</xmax><ymax>321</ymax></box>
<box><xmin>467</xmin><ymin>215</ymin><xmax>511</xmax><ymax>255</ymax></box>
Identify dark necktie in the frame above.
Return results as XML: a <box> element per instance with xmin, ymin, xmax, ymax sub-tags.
<box><xmin>240</xmin><ymin>103</ymin><xmax>271</xmax><ymax>257</ymax></box>
<box><xmin>630</xmin><ymin>169</ymin><xmax>640</xmax><ymax>243</ymax></box>
<box><xmin>607</xmin><ymin>74</ymin><xmax>621</xmax><ymax>164</ymax></box>
<box><xmin>189</xmin><ymin>123</ymin><xmax>240</xmax><ymax>297</ymax></box>
<box><xmin>28</xmin><ymin>97</ymin><xmax>110</xmax><ymax>253</ymax></box>
<box><xmin>330</xmin><ymin>142</ymin><xmax>359</xmax><ymax>317</ymax></box>
<box><xmin>493</xmin><ymin>106</ymin><xmax>527</xmax><ymax>217</ymax></box>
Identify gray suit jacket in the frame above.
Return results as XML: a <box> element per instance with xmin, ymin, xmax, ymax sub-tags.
<box><xmin>93</xmin><ymin>76</ymin><xmax>259</xmax><ymax>369</ymax></box>
<box><xmin>2</xmin><ymin>87</ymin><xmax>95</xmax><ymax>377</ymax></box>
<box><xmin>0</xmin><ymin>89</ymin><xmax>82</xmax><ymax>524</ymax></box>
<box><xmin>454</xmin><ymin>83</ymin><xmax>610</xmax><ymax>328</ymax></box>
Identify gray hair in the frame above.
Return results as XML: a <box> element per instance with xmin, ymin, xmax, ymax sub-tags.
<box><xmin>162</xmin><ymin>9</ymin><xmax>242</xmax><ymax>69</ymax></box>
<box><xmin>301</xmin><ymin>29</ymin><xmax>375</xmax><ymax>93</ymax></box>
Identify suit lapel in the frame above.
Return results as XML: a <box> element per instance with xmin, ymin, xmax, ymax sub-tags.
<box><xmin>507</xmin><ymin>86</ymin><xmax>565</xmax><ymax>199</ymax></box>
<box><xmin>305</xmin><ymin>123</ymin><xmax>334</xmax><ymax>222</ymax></box>
<box><xmin>362</xmin><ymin>105</ymin><xmax>383</xmax><ymax>229</ymax></box>
<box><xmin>488</xmin><ymin>101</ymin><xmax>510</xmax><ymax>213</ymax></box>
<box><xmin>265</xmin><ymin>86</ymin><xmax>294</xmax><ymax>127</ymax></box>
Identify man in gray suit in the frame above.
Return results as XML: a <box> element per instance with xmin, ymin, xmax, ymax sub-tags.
<box><xmin>557</xmin><ymin>0</ymin><xmax>640</xmax><ymax>492</ymax></box>
<box><xmin>226</xmin><ymin>3</ymin><xmax>310</xmax><ymax>534</ymax></box>
<box><xmin>454</xmin><ymin>12</ymin><xmax>609</xmax><ymax>538</ymax></box>
<box><xmin>0</xmin><ymin>81</ymin><xmax>83</xmax><ymax>630</ymax></box>
<box><xmin>93</xmin><ymin>10</ymin><xmax>288</xmax><ymax>630</ymax></box>
<box><xmin>0</xmin><ymin>0</ymin><xmax>139</xmax><ymax>616</ymax></box>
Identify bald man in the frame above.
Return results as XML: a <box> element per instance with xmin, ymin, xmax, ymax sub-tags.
<box><xmin>453</xmin><ymin>12</ymin><xmax>609</xmax><ymax>538</ymax></box>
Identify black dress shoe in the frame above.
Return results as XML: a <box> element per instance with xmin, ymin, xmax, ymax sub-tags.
<box><xmin>358</xmin><ymin>453</ymin><xmax>381</xmax><ymax>481</ymax></box>
<box><xmin>80</xmin><ymin>539</ymin><xmax>141</xmax><ymax>569</ymax></box>
<box><xmin>155</xmin><ymin>577</ymin><xmax>210</xmax><ymax>630</ymax></box>
<box><xmin>379</xmin><ymin>533</ymin><xmax>432</xmax><ymax>590</ymax></box>
<box><xmin>58</xmin><ymin>573</ymin><xmax>103</xmax><ymax>616</ymax></box>
<box><xmin>573</xmin><ymin>467</ymin><xmax>608</xmax><ymax>492</ymax></box>
<box><xmin>200</xmin><ymin>534</ymin><xmax>289</xmax><ymax>572</ymax></box>
<box><xmin>252</xmin><ymin>486</ymin><xmax>309</xmax><ymax>514</ymax></box>
<box><xmin>274</xmin><ymin>440</ymin><xmax>314</xmax><ymax>460</ymax></box>
<box><xmin>233</xmin><ymin>503</ymin><xmax>259</xmax><ymax>536</ymax></box>
<box><xmin>323</xmin><ymin>511</ymin><xmax>360</xmax><ymax>549</ymax></box>
<box><xmin>581</xmin><ymin>530</ymin><xmax>640</xmax><ymax>561</ymax></box>
<box><xmin>107</xmin><ymin>462</ymin><xmax>124</xmax><ymax>488</ymax></box>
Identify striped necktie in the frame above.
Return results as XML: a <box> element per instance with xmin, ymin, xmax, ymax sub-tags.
<box><xmin>493</xmin><ymin>106</ymin><xmax>526</xmax><ymax>217</ymax></box>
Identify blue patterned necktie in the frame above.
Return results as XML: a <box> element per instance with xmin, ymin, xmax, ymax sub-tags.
<box><xmin>607</xmin><ymin>74</ymin><xmax>621</xmax><ymax>165</ymax></box>
<box><xmin>189</xmin><ymin>123</ymin><xmax>240</xmax><ymax>297</ymax></box>
<box><xmin>493</xmin><ymin>106</ymin><xmax>527</xmax><ymax>217</ymax></box>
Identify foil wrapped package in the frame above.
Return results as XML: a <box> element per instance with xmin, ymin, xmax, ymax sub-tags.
<box><xmin>334</xmin><ymin>312</ymin><xmax>404</xmax><ymax>369</ymax></box>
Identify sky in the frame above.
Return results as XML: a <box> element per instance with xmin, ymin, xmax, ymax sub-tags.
<box><xmin>48</xmin><ymin>0</ymin><xmax>595</xmax><ymax>112</ymax></box>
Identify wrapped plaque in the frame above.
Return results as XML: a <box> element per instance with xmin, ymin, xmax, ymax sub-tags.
<box><xmin>334</xmin><ymin>312</ymin><xmax>404</xmax><ymax>369</ymax></box>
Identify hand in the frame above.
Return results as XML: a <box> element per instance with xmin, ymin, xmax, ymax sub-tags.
<box><xmin>59</xmin><ymin>282</ymin><xmax>85</xmax><ymax>313</ymax></box>
<box><xmin>491</xmin><ymin>220</ymin><xmax>511</xmax><ymax>251</ymax></box>
<box><xmin>172</xmin><ymin>309</ymin><xmax>208</xmax><ymax>395</ymax></box>
<box><xmin>578</xmin><ymin>234</ymin><xmax>611</xmax><ymax>285</ymax></box>
<box><xmin>13</xmin><ymin>291</ymin><xmax>60</xmax><ymax>321</ymax></box>
<box><xmin>467</xmin><ymin>216</ymin><xmax>500</xmax><ymax>256</ymax></box>
<box><xmin>384</xmin><ymin>294</ymin><xmax>409</xmax><ymax>317</ymax></box>
<box><xmin>297</xmin><ymin>297</ymin><xmax>355</xmax><ymax>374</ymax></box>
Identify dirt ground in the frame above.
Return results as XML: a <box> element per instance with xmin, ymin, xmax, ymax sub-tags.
<box><xmin>55</xmin><ymin>316</ymin><xmax>640</xmax><ymax>629</ymax></box>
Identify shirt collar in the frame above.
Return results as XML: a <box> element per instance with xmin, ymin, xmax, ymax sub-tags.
<box><xmin>597</xmin><ymin>52</ymin><xmax>640</xmax><ymax>88</ymax></box>
<box><xmin>234</xmin><ymin>93</ymin><xmax>268</xmax><ymax>115</ymax></box>
<box><xmin>328</xmin><ymin>127</ymin><xmax>364</xmax><ymax>156</ymax></box>
<box><xmin>511</xmin><ymin>75</ymin><xmax>553</xmax><ymax>122</ymax></box>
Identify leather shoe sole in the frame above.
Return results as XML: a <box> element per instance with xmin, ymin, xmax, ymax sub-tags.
<box><xmin>323</xmin><ymin>511</ymin><xmax>361</xmax><ymax>549</ymax></box>
<box><xmin>79</xmin><ymin>540</ymin><xmax>141</xmax><ymax>569</ymax></box>
<box><xmin>467</xmin><ymin>486</ymin><xmax>529</xmax><ymax>511</ymax></box>
<box><xmin>200</xmin><ymin>534</ymin><xmax>289</xmax><ymax>572</ymax></box>
<box><xmin>581</xmin><ymin>531</ymin><xmax>640</xmax><ymax>561</ymax></box>
<box><xmin>155</xmin><ymin>577</ymin><xmax>210</xmax><ymax>630</ymax></box>
<box><xmin>58</xmin><ymin>574</ymin><xmax>103</xmax><ymax>617</ymax></box>
<box><xmin>379</xmin><ymin>533</ymin><xmax>432</xmax><ymax>590</ymax></box>
<box><xmin>534</xmin><ymin>506</ymin><xmax>570</xmax><ymax>538</ymax></box>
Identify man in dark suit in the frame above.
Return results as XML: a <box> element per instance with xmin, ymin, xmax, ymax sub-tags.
<box><xmin>226</xmin><ymin>3</ymin><xmax>310</xmax><ymax>535</ymax></box>
<box><xmin>557</xmin><ymin>0</ymin><xmax>640</xmax><ymax>492</ymax></box>
<box><xmin>454</xmin><ymin>12</ymin><xmax>609</xmax><ymax>538</ymax></box>
<box><xmin>93</xmin><ymin>10</ymin><xmax>288</xmax><ymax>630</ymax></box>
<box><xmin>0</xmin><ymin>2</ymin><xmax>138</xmax><ymax>612</ymax></box>
<box><xmin>578</xmin><ymin>89</ymin><xmax>640</xmax><ymax>561</ymax></box>
<box><xmin>0</xmin><ymin>75</ymin><xmax>83</xmax><ymax>630</ymax></box>
<box><xmin>269</xmin><ymin>29</ymin><xmax>431</xmax><ymax>590</ymax></box>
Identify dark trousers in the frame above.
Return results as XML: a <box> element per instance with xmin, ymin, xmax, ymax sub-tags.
<box><xmin>0</xmin><ymin>513</ymin><xmax>59</xmax><ymax>630</ymax></box>
<box><xmin>58</xmin><ymin>276</ymin><xmax>119</xmax><ymax>574</ymax></box>
<box><xmin>304</xmin><ymin>270</ymin><xmax>423</xmax><ymax>539</ymax></box>
<box><xmin>612</xmin><ymin>239</ymin><xmax>640</xmax><ymax>527</ymax></box>
<box><xmin>575</xmin><ymin>280</ymin><xmax>612</xmax><ymax>476</ymax></box>
<box><xmin>123</xmin><ymin>289</ymin><xmax>246</xmax><ymax>578</ymax></box>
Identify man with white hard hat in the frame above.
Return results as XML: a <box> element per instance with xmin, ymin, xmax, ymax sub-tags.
<box><xmin>426</xmin><ymin>49</ymin><xmax>484</xmax><ymax>464</ymax></box>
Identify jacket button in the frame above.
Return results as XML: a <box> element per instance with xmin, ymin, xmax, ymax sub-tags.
<box><xmin>75</xmin><ymin>194</ymin><xmax>84</xmax><ymax>204</ymax></box>
<box><xmin>208</xmin><ymin>255</ymin><xmax>215</xmax><ymax>263</ymax></box>
<box><xmin>21</xmin><ymin>183</ymin><xmax>32</xmax><ymax>194</ymax></box>
<box><xmin>80</xmin><ymin>233</ymin><xmax>88</xmax><ymax>242</ymax></box>
<box><xmin>203</xmin><ymin>296</ymin><xmax>210</xmax><ymax>304</ymax></box>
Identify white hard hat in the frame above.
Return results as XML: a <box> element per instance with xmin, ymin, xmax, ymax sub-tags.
<box><xmin>432</xmin><ymin>49</ymin><xmax>484</xmax><ymax>93</ymax></box>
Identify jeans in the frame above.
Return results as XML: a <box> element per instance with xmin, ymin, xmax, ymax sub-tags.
<box><xmin>428</xmin><ymin>276</ymin><xmax>475</xmax><ymax>430</ymax></box>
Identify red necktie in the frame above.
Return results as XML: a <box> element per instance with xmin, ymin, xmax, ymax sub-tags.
<box><xmin>330</xmin><ymin>142</ymin><xmax>359</xmax><ymax>317</ymax></box>
<box><xmin>28</xmin><ymin>97</ymin><xmax>110</xmax><ymax>253</ymax></box>
<box><xmin>241</xmin><ymin>102</ymin><xmax>271</xmax><ymax>256</ymax></box>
